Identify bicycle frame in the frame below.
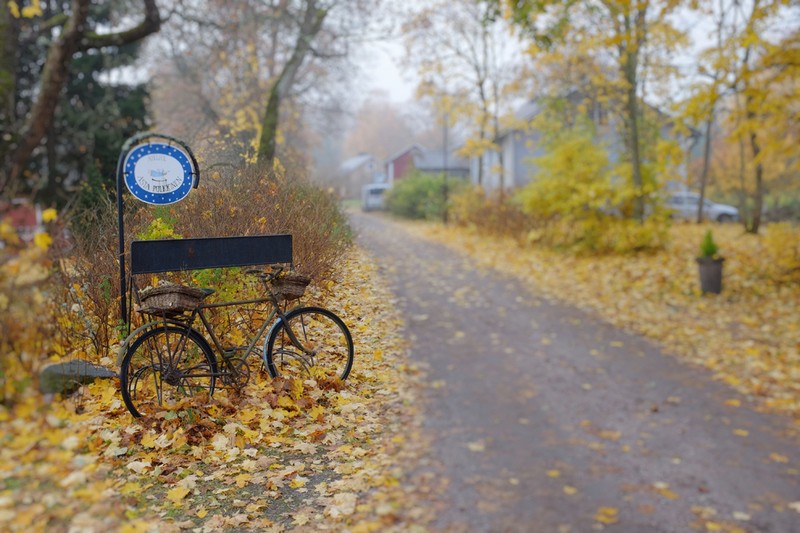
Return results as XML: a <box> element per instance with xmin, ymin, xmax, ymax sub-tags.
<box><xmin>118</xmin><ymin>288</ymin><xmax>308</xmax><ymax>383</ymax></box>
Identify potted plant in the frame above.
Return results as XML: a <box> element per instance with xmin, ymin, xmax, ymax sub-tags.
<box><xmin>697</xmin><ymin>230</ymin><xmax>724</xmax><ymax>294</ymax></box>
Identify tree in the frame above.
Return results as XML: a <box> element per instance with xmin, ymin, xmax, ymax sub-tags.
<box><xmin>681</xmin><ymin>0</ymin><xmax>799</xmax><ymax>232</ymax></box>
<box><xmin>403</xmin><ymin>0</ymin><xmax>520</xmax><ymax>189</ymax></box>
<box><xmin>150</xmin><ymin>0</ymin><xmax>378</xmax><ymax>168</ymax></box>
<box><xmin>0</xmin><ymin>0</ymin><xmax>161</xmax><ymax>196</ymax></box>
<box><xmin>258</xmin><ymin>0</ymin><xmax>328</xmax><ymax>163</ymax></box>
<box><xmin>498</xmin><ymin>0</ymin><xmax>689</xmax><ymax>220</ymax></box>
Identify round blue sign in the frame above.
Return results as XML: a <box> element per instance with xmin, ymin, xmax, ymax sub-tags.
<box><xmin>123</xmin><ymin>143</ymin><xmax>195</xmax><ymax>205</ymax></box>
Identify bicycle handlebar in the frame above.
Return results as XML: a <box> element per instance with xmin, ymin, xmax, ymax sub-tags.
<box><xmin>245</xmin><ymin>265</ymin><xmax>284</xmax><ymax>283</ymax></box>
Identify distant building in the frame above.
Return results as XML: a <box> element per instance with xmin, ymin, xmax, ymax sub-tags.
<box><xmin>336</xmin><ymin>153</ymin><xmax>381</xmax><ymax>199</ymax></box>
<box><xmin>385</xmin><ymin>144</ymin><xmax>469</xmax><ymax>183</ymax></box>
<box><xmin>474</xmin><ymin>92</ymin><xmax>702</xmax><ymax>194</ymax></box>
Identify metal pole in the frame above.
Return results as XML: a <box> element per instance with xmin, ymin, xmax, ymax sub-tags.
<box><xmin>116</xmin><ymin>148</ymin><xmax>128</xmax><ymax>324</ymax></box>
<box><xmin>443</xmin><ymin>111</ymin><xmax>449</xmax><ymax>225</ymax></box>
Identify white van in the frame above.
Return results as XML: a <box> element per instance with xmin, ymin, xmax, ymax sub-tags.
<box><xmin>361</xmin><ymin>183</ymin><xmax>390</xmax><ymax>212</ymax></box>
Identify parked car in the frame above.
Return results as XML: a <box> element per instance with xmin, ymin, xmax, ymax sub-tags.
<box><xmin>361</xmin><ymin>183</ymin><xmax>391</xmax><ymax>212</ymax></box>
<box><xmin>665</xmin><ymin>191</ymin><xmax>739</xmax><ymax>222</ymax></box>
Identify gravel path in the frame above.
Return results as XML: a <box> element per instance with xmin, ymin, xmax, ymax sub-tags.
<box><xmin>353</xmin><ymin>212</ymin><xmax>800</xmax><ymax>533</ymax></box>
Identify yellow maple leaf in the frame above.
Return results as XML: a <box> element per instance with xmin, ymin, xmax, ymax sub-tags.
<box><xmin>547</xmin><ymin>469</ymin><xmax>561</xmax><ymax>478</ymax></box>
<box><xmin>278</xmin><ymin>395</ymin><xmax>296</xmax><ymax>409</ymax></box>
<box><xmin>140</xmin><ymin>432</ymin><xmax>158</xmax><ymax>449</ymax></box>
<box><xmin>308</xmin><ymin>405</ymin><xmax>325</xmax><ymax>420</ymax></box>
<box><xmin>120</xmin><ymin>482</ymin><xmax>141</xmax><ymax>496</ymax></box>
<box><xmin>166</xmin><ymin>486</ymin><xmax>191</xmax><ymax>504</ymax></box>
<box><xmin>595</xmin><ymin>507</ymin><xmax>619</xmax><ymax>524</ymax></box>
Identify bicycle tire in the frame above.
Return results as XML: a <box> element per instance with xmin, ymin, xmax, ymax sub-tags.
<box><xmin>120</xmin><ymin>325</ymin><xmax>217</xmax><ymax>417</ymax></box>
<box><xmin>265</xmin><ymin>306</ymin><xmax>354</xmax><ymax>381</ymax></box>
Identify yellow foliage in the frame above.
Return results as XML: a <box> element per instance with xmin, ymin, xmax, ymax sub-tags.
<box><xmin>516</xmin><ymin>123</ymin><xmax>668</xmax><ymax>254</ymax></box>
<box><xmin>33</xmin><ymin>231</ymin><xmax>52</xmax><ymax>250</ymax></box>
<box><xmin>762</xmin><ymin>222</ymin><xmax>800</xmax><ymax>282</ymax></box>
<box><xmin>41</xmin><ymin>208</ymin><xmax>57</xmax><ymax>223</ymax></box>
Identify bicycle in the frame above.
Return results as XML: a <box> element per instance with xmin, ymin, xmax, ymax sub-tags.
<box><xmin>118</xmin><ymin>266</ymin><xmax>354</xmax><ymax>418</ymax></box>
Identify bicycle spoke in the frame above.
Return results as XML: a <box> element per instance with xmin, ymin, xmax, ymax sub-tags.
<box><xmin>266</xmin><ymin>307</ymin><xmax>353</xmax><ymax>381</ymax></box>
<box><xmin>121</xmin><ymin>326</ymin><xmax>216</xmax><ymax>417</ymax></box>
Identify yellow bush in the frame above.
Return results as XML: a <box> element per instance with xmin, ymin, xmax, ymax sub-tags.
<box><xmin>516</xmin><ymin>124</ymin><xmax>668</xmax><ymax>255</ymax></box>
<box><xmin>0</xmin><ymin>224</ymin><xmax>56</xmax><ymax>404</ymax></box>
<box><xmin>450</xmin><ymin>186</ymin><xmax>532</xmax><ymax>240</ymax></box>
<box><xmin>763</xmin><ymin>222</ymin><xmax>800</xmax><ymax>282</ymax></box>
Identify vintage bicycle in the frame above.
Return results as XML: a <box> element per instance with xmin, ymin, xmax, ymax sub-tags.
<box><xmin>118</xmin><ymin>265</ymin><xmax>354</xmax><ymax>418</ymax></box>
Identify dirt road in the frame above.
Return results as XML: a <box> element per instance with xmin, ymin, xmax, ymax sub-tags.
<box><xmin>352</xmin><ymin>212</ymin><xmax>799</xmax><ymax>533</ymax></box>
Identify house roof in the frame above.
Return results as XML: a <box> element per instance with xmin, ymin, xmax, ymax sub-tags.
<box><xmin>384</xmin><ymin>144</ymin><xmax>425</xmax><ymax>165</ymax></box>
<box><xmin>413</xmin><ymin>149</ymin><xmax>468</xmax><ymax>171</ymax></box>
<box><xmin>339</xmin><ymin>153</ymin><xmax>376</xmax><ymax>175</ymax></box>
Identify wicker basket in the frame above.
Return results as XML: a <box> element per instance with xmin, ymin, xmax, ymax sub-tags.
<box><xmin>271</xmin><ymin>273</ymin><xmax>311</xmax><ymax>301</ymax></box>
<box><xmin>138</xmin><ymin>284</ymin><xmax>207</xmax><ymax>315</ymax></box>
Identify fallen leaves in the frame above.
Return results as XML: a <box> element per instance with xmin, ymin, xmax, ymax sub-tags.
<box><xmin>595</xmin><ymin>506</ymin><xmax>619</xmax><ymax>524</ymax></box>
<box><xmin>0</xmin><ymin>248</ymin><xmax>431</xmax><ymax>531</ymax></box>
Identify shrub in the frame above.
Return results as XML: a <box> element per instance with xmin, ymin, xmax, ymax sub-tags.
<box><xmin>699</xmin><ymin>230</ymin><xmax>720</xmax><ymax>258</ymax></box>
<box><xmin>386</xmin><ymin>172</ymin><xmax>464</xmax><ymax>221</ymax></box>
<box><xmin>450</xmin><ymin>186</ymin><xmax>532</xmax><ymax>240</ymax></box>
<box><xmin>0</xmin><ymin>220</ymin><xmax>57</xmax><ymax>404</ymax></box>
<box><xmin>516</xmin><ymin>121</ymin><xmax>668</xmax><ymax>254</ymax></box>
<box><xmin>762</xmin><ymin>222</ymin><xmax>800</xmax><ymax>282</ymax></box>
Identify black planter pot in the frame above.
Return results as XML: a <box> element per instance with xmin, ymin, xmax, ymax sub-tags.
<box><xmin>697</xmin><ymin>256</ymin><xmax>724</xmax><ymax>294</ymax></box>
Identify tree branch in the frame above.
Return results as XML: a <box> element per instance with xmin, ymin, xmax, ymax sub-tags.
<box><xmin>79</xmin><ymin>0</ymin><xmax>161</xmax><ymax>51</ymax></box>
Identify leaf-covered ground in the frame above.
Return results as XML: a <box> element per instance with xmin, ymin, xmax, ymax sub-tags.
<box><xmin>0</xmin><ymin>248</ymin><xmax>434</xmax><ymax>532</ymax></box>
<box><xmin>408</xmin><ymin>221</ymin><xmax>800</xmax><ymax>420</ymax></box>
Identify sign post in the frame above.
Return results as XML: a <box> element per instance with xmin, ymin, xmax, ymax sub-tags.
<box><xmin>116</xmin><ymin>133</ymin><xmax>199</xmax><ymax>323</ymax></box>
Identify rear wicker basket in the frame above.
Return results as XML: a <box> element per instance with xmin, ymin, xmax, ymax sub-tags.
<box><xmin>138</xmin><ymin>284</ymin><xmax>206</xmax><ymax>315</ymax></box>
<box><xmin>271</xmin><ymin>273</ymin><xmax>311</xmax><ymax>301</ymax></box>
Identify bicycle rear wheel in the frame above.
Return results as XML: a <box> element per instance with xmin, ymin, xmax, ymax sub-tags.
<box><xmin>120</xmin><ymin>325</ymin><xmax>217</xmax><ymax>417</ymax></box>
<box><xmin>265</xmin><ymin>307</ymin><xmax>354</xmax><ymax>382</ymax></box>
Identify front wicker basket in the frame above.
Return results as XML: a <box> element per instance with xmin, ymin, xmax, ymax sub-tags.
<box><xmin>271</xmin><ymin>273</ymin><xmax>311</xmax><ymax>302</ymax></box>
<box><xmin>138</xmin><ymin>284</ymin><xmax>206</xmax><ymax>315</ymax></box>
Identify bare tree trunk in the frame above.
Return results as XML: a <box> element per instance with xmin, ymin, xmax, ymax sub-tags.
<box><xmin>746</xmin><ymin>97</ymin><xmax>763</xmax><ymax>234</ymax></box>
<box><xmin>621</xmin><ymin>6</ymin><xmax>647</xmax><ymax>221</ymax></box>
<box><xmin>257</xmin><ymin>0</ymin><xmax>327</xmax><ymax>163</ymax></box>
<box><xmin>696</xmin><ymin>118</ymin><xmax>713</xmax><ymax>223</ymax></box>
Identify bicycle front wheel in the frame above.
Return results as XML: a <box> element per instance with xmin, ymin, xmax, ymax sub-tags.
<box><xmin>120</xmin><ymin>325</ymin><xmax>217</xmax><ymax>417</ymax></box>
<box><xmin>265</xmin><ymin>307</ymin><xmax>354</xmax><ymax>382</ymax></box>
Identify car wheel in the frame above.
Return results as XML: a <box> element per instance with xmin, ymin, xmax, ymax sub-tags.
<box><xmin>717</xmin><ymin>214</ymin><xmax>733</xmax><ymax>223</ymax></box>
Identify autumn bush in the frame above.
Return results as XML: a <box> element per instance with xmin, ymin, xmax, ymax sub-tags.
<box><xmin>386</xmin><ymin>171</ymin><xmax>466</xmax><ymax>221</ymax></box>
<box><xmin>144</xmin><ymin>163</ymin><xmax>352</xmax><ymax>281</ymax></box>
<box><xmin>0</xmin><ymin>218</ymin><xmax>58</xmax><ymax>404</ymax></box>
<box><xmin>450</xmin><ymin>186</ymin><xmax>532</xmax><ymax>240</ymax></box>
<box><xmin>761</xmin><ymin>222</ymin><xmax>800</xmax><ymax>283</ymax></box>
<box><xmin>515</xmin><ymin>122</ymin><xmax>669</xmax><ymax>254</ymax></box>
